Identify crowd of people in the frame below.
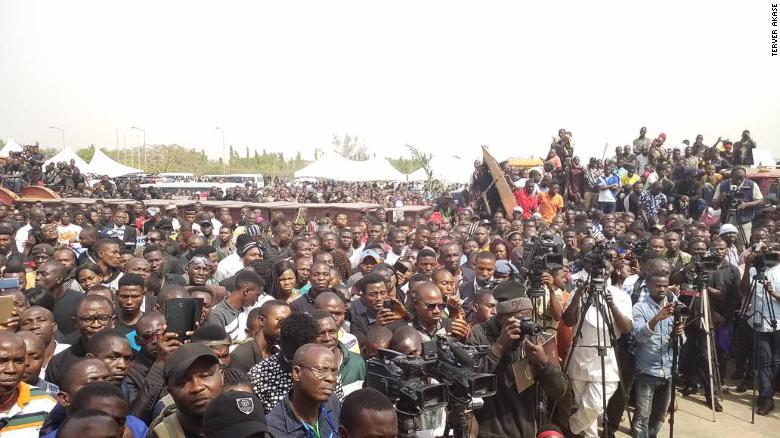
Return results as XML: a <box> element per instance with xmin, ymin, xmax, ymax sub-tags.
<box><xmin>0</xmin><ymin>127</ymin><xmax>777</xmax><ymax>438</ymax></box>
<box><xmin>1</xmin><ymin>143</ymin><xmax>454</xmax><ymax>205</ymax></box>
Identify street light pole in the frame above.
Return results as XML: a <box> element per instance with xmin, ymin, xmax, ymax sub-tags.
<box><xmin>48</xmin><ymin>126</ymin><xmax>65</xmax><ymax>149</ymax></box>
<box><xmin>131</xmin><ymin>126</ymin><xmax>146</xmax><ymax>170</ymax></box>
<box><xmin>216</xmin><ymin>127</ymin><xmax>226</xmax><ymax>174</ymax></box>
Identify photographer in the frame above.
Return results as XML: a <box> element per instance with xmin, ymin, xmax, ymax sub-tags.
<box><xmin>631</xmin><ymin>275</ymin><xmax>685</xmax><ymax>438</ymax></box>
<box><xmin>675</xmin><ymin>238</ymin><xmax>738</xmax><ymax>408</ymax></box>
<box><xmin>562</xmin><ymin>264</ymin><xmax>633</xmax><ymax>438</ymax></box>
<box><xmin>740</xmin><ymin>243</ymin><xmax>780</xmax><ymax>415</ymax></box>
<box><xmin>712</xmin><ymin>167</ymin><xmax>763</xmax><ymax>250</ymax></box>
<box><xmin>537</xmin><ymin>268</ymin><xmax>564</xmax><ymax>334</ymax></box>
<box><xmin>467</xmin><ymin>281</ymin><xmax>567</xmax><ymax>438</ymax></box>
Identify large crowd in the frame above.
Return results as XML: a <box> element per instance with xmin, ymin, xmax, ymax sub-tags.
<box><xmin>0</xmin><ymin>126</ymin><xmax>777</xmax><ymax>438</ymax></box>
<box><xmin>1</xmin><ymin>144</ymin><xmax>451</xmax><ymax>205</ymax></box>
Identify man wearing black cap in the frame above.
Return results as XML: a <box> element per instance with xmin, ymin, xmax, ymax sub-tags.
<box><xmin>147</xmin><ymin>343</ymin><xmax>224</xmax><ymax>438</ymax></box>
<box><xmin>202</xmin><ymin>391</ymin><xmax>271</xmax><ymax>438</ymax></box>
<box><xmin>266</xmin><ymin>343</ymin><xmax>341</xmax><ymax>438</ymax></box>
<box><xmin>467</xmin><ymin>281</ymin><xmax>567</xmax><ymax>438</ymax></box>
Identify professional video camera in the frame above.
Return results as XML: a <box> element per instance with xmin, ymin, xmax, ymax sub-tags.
<box><xmin>750</xmin><ymin>242</ymin><xmax>780</xmax><ymax>271</ymax></box>
<box><xmin>672</xmin><ymin>301</ymin><xmax>692</xmax><ymax>319</ymax></box>
<box><xmin>429</xmin><ymin>337</ymin><xmax>497</xmax><ymax>404</ymax></box>
<box><xmin>632</xmin><ymin>239</ymin><xmax>648</xmax><ymax>257</ymax></box>
<box><xmin>365</xmin><ymin>348</ymin><xmax>447</xmax><ymax>417</ymax></box>
<box><xmin>521</xmin><ymin>232</ymin><xmax>563</xmax><ymax>297</ymax></box>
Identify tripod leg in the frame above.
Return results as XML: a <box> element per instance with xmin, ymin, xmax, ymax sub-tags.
<box><xmin>702</xmin><ymin>289</ymin><xmax>717</xmax><ymax>420</ymax></box>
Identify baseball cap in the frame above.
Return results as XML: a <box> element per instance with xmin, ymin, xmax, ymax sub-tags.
<box><xmin>164</xmin><ymin>343</ymin><xmax>219</xmax><ymax>381</ymax></box>
<box><xmin>494</xmin><ymin>260</ymin><xmax>517</xmax><ymax>276</ymax></box>
<box><xmin>147</xmin><ymin>207</ymin><xmax>160</xmax><ymax>216</ymax></box>
<box><xmin>202</xmin><ymin>391</ymin><xmax>270</xmax><ymax>438</ymax></box>
<box><xmin>164</xmin><ymin>203</ymin><xmax>177</xmax><ymax>212</ymax></box>
<box><xmin>360</xmin><ymin>249</ymin><xmax>382</xmax><ymax>263</ymax></box>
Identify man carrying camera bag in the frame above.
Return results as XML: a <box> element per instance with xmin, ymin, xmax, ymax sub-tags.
<box><xmin>466</xmin><ymin>281</ymin><xmax>567</xmax><ymax>438</ymax></box>
<box><xmin>712</xmin><ymin>167</ymin><xmax>763</xmax><ymax>250</ymax></box>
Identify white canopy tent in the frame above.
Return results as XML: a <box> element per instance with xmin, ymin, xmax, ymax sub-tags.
<box><xmin>405</xmin><ymin>168</ymin><xmax>428</xmax><ymax>182</ymax></box>
<box><xmin>44</xmin><ymin>147</ymin><xmax>92</xmax><ymax>171</ymax></box>
<box><xmin>294</xmin><ymin>150</ymin><xmax>361</xmax><ymax>180</ymax></box>
<box><xmin>0</xmin><ymin>139</ymin><xmax>23</xmax><ymax>157</ymax></box>
<box><xmin>88</xmin><ymin>148</ymin><xmax>143</xmax><ymax>177</ymax></box>
<box><xmin>350</xmin><ymin>156</ymin><xmax>407</xmax><ymax>182</ymax></box>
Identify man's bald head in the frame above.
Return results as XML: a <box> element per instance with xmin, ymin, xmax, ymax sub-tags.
<box><xmin>414</xmin><ymin>281</ymin><xmax>441</xmax><ymax>302</ymax></box>
<box><xmin>0</xmin><ymin>331</ymin><xmax>24</xmax><ymax>351</ymax></box>
<box><xmin>136</xmin><ymin>311</ymin><xmax>165</xmax><ymax>333</ymax></box>
<box><xmin>38</xmin><ymin>260</ymin><xmax>67</xmax><ymax>277</ymax></box>
<box><xmin>389</xmin><ymin>326</ymin><xmax>422</xmax><ymax>356</ymax></box>
<box><xmin>314</xmin><ymin>291</ymin><xmax>342</xmax><ymax>308</ymax></box>
<box><xmin>292</xmin><ymin>343</ymin><xmax>333</xmax><ymax>368</ymax></box>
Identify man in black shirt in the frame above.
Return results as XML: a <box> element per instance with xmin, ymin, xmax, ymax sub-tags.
<box><xmin>46</xmin><ymin>295</ymin><xmax>116</xmax><ymax>386</ymax></box>
<box><xmin>36</xmin><ymin>261</ymin><xmax>82</xmax><ymax>335</ymax></box>
<box><xmin>114</xmin><ymin>274</ymin><xmax>146</xmax><ymax>335</ymax></box>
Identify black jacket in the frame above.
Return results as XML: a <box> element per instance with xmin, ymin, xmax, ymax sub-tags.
<box><xmin>466</xmin><ymin>318</ymin><xmax>568</xmax><ymax>438</ymax></box>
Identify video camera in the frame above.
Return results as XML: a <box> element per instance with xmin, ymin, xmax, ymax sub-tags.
<box><xmin>521</xmin><ymin>232</ymin><xmax>563</xmax><ymax>297</ymax></box>
<box><xmin>365</xmin><ymin>348</ymin><xmax>447</xmax><ymax>416</ymax></box>
<box><xmin>750</xmin><ymin>242</ymin><xmax>780</xmax><ymax>271</ymax></box>
<box><xmin>429</xmin><ymin>337</ymin><xmax>497</xmax><ymax>404</ymax></box>
<box><xmin>365</xmin><ymin>337</ymin><xmax>497</xmax><ymax>418</ymax></box>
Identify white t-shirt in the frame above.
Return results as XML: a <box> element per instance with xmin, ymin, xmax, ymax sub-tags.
<box><xmin>57</xmin><ymin>224</ymin><xmax>83</xmax><ymax>245</ymax></box>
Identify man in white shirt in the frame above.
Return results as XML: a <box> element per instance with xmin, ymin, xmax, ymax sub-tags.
<box><xmin>15</xmin><ymin>207</ymin><xmax>45</xmax><ymax>253</ymax></box>
<box><xmin>563</xmin><ymin>280</ymin><xmax>633</xmax><ymax>438</ymax></box>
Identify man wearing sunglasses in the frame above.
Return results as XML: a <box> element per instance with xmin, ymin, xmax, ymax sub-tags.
<box><xmin>45</xmin><ymin>295</ymin><xmax>116</xmax><ymax>386</ymax></box>
<box><xmin>412</xmin><ymin>282</ymin><xmax>470</xmax><ymax>342</ymax></box>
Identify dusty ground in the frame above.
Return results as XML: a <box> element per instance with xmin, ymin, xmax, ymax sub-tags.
<box><xmin>614</xmin><ymin>383</ymin><xmax>780</xmax><ymax>437</ymax></box>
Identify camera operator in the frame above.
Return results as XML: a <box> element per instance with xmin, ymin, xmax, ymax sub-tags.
<box><xmin>631</xmin><ymin>274</ymin><xmax>685</xmax><ymax>438</ymax></box>
<box><xmin>712</xmin><ymin>167</ymin><xmax>763</xmax><ymax>250</ymax></box>
<box><xmin>674</xmin><ymin>238</ymin><xmax>738</xmax><ymax>409</ymax></box>
<box><xmin>562</xmin><ymin>262</ymin><xmax>633</xmax><ymax>438</ymax></box>
<box><xmin>466</xmin><ymin>281</ymin><xmax>567</xmax><ymax>438</ymax></box>
<box><xmin>740</xmin><ymin>243</ymin><xmax>780</xmax><ymax>415</ymax></box>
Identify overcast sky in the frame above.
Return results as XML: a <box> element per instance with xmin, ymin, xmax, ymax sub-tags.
<box><xmin>1</xmin><ymin>1</ymin><xmax>778</xmax><ymax>163</ymax></box>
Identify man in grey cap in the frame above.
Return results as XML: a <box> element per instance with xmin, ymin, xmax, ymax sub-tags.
<box><xmin>147</xmin><ymin>343</ymin><xmax>224</xmax><ymax>438</ymax></box>
<box><xmin>466</xmin><ymin>281</ymin><xmax>567</xmax><ymax>438</ymax></box>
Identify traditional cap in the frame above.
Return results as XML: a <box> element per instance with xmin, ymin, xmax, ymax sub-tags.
<box><xmin>719</xmin><ymin>223</ymin><xmax>738</xmax><ymax>236</ymax></box>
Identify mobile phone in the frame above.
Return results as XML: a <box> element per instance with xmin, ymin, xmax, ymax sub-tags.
<box><xmin>0</xmin><ymin>278</ymin><xmax>20</xmax><ymax>290</ymax></box>
<box><xmin>383</xmin><ymin>299</ymin><xmax>393</xmax><ymax>310</ymax></box>
<box><xmin>393</xmin><ymin>260</ymin><xmax>408</xmax><ymax>275</ymax></box>
<box><xmin>0</xmin><ymin>295</ymin><xmax>14</xmax><ymax>322</ymax></box>
<box><xmin>165</xmin><ymin>298</ymin><xmax>202</xmax><ymax>341</ymax></box>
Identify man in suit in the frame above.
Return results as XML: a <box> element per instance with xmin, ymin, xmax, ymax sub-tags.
<box><xmin>458</xmin><ymin>251</ymin><xmax>496</xmax><ymax>302</ymax></box>
<box><xmin>101</xmin><ymin>210</ymin><xmax>138</xmax><ymax>251</ymax></box>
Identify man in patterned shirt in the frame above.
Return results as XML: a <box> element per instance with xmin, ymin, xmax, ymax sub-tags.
<box><xmin>249</xmin><ymin>313</ymin><xmax>344</xmax><ymax>413</ymax></box>
<box><xmin>639</xmin><ymin>182</ymin><xmax>667</xmax><ymax>226</ymax></box>
<box><xmin>0</xmin><ymin>332</ymin><xmax>57</xmax><ymax>437</ymax></box>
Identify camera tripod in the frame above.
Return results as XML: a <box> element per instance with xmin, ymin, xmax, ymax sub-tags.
<box><xmin>684</xmin><ymin>270</ymin><xmax>723</xmax><ymax>421</ymax></box>
<box><xmin>528</xmin><ymin>284</ymin><xmax>549</xmax><ymax>429</ymax></box>
<box><xmin>737</xmin><ymin>266</ymin><xmax>778</xmax><ymax>423</ymax></box>
<box><xmin>560</xmin><ymin>271</ymin><xmax>632</xmax><ymax>438</ymax></box>
<box><xmin>669</xmin><ymin>305</ymin><xmax>684</xmax><ymax>438</ymax></box>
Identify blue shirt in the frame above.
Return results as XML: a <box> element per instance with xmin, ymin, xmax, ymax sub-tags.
<box><xmin>266</xmin><ymin>392</ymin><xmax>340</xmax><ymax>438</ymax></box>
<box><xmin>746</xmin><ymin>265</ymin><xmax>780</xmax><ymax>333</ymax></box>
<box><xmin>632</xmin><ymin>295</ymin><xmax>682</xmax><ymax>378</ymax></box>
<box><xmin>42</xmin><ymin>414</ymin><xmax>147</xmax><ymax>438</ymax></box>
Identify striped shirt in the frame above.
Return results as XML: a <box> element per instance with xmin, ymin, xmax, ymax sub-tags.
<box><xmin>0</xmin><ymin>383</ymin><xmax>57</xmax><ymax>437</ymax></box>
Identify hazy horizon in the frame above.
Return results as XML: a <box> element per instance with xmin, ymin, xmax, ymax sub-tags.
<box><xmin>1</xmin><ymin>1</ymin><xmax>778</xmax><ymax>163</ymax></box>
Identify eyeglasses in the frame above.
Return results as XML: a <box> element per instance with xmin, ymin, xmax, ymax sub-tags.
<box><xmin>139</xmin><ymin>330</ymin><xmax>162</xmax><ymax>343</ymax></box>
<box><xmin>424</xmin><ymin>302</ymin><xmax>447</xmax><ymax>311</ymax></box>
<box><xmin>77</xmin><ymin>315</ymin><xmax>114</xmax><ymax>325</ymax></box>
<box><xmin>300</xmin><ymin>366</ymin><xmax>338</xmax><ymax>380</ymax></box>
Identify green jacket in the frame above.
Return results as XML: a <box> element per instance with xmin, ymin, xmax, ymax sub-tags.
<box><xmin>339</xmin><ymin>341</ymin><xmax>365</xmax><ymax>386</ymax></box>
